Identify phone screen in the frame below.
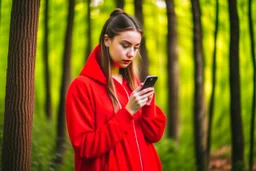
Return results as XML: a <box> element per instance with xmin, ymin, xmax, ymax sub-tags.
<box><xmin>140</xmin><ymin>76</ymin><xmax>158</xmax><ymax>90</ymax></box>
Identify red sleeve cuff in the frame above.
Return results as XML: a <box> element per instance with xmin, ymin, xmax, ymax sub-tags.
<box><xmin>142</xmin><ymin>104</ymin><xmax>156</xmax><ymax>117</ymax></box>
<box><xmin>115</xmin><ymin>108</ymin><xmax>134</xmax><ymax>132</ymax></box>
<box><xmin>142</xmin><ymin>95</ymin><xmax>156</xmax><ymax>117</ymax></box>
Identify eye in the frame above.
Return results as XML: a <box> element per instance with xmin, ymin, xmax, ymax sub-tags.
<box><xmin>134</xmin><ymin>46</ymin><xmax>140</xmax><ymax>51</ymax></box>
<box><xmin>121</xmin><ymin>44</ymin><xmax>129</xmax><ymax>49</ymax></box>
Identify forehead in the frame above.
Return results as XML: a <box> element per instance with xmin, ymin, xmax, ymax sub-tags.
<box><xmin>114</xmin><ymin>30</ymin><xmax>142</xmax><ymax>44</ymax></box>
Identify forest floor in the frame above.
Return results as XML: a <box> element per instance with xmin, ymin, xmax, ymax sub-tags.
<box><xmin>209</xmin><ymin>146</ymin><xmax>256</xmax><ymax>171</ymax></box>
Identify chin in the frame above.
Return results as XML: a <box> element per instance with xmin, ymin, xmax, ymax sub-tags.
<box><xmin>116</xmin><ymin>63</ymin><xmax>129</xmax><ymax>68</ymax></box>
<box><xmin>120</xmin><ymin>64</ymin><xmax>130</xmax><ymax>68</ymax></box>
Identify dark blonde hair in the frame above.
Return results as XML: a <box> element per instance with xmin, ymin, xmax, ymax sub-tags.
<box><xmin>99</xmin><ymin>8</ymin><xmax>142</xmax><ymax>112</ymax></box>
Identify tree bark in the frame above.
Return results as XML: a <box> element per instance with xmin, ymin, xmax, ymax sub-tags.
<box><xmin>165</xmin><ymin>0</ymin><xmax>179</xmax><ymax>141</ymax></box>
<box><xmin>191</xmin><ymin>0</ymin><xmax>207</xmax><ymax>170</ymax></box>
<box><xmin>207</xmin><ymin>0</ymin><xmax>219</xmax><ymax>167</ymax></box>
<box><xmin>43</xmin><ymin>0</ymin><xmax>52</xmax><ymax>120</ymax></box>
<box><xmin>53</xmin><ymin>0</ymin><xmax>75</xmax><ymax>166</ymax></box>
<box><xmin>115</xmin><ymin>0</ymin><xmax>124</xmax><ymax>9</ymax></box>
<box><xmin>248</xmin><ymin>0</ymin><xmax>255</xmax><ymax>170</ymax></box>
<box><xmin>134</xmin><ymin>0</ymin><xmax>149</xmax><ymax>81</ymax></box>
<box><xmin>227</xmin><ymin>0</ymin><xmax>244</xmax><ymax>169</ymax></box>
<box><xmin>1</xmin><ymin>0</ymin><xmax>40</xmax><ymax>170</ymax></box>
<box><xmin>85</xmin><ymin>0</ymin><xmax>91</xmax><ymax>60</ymax></box>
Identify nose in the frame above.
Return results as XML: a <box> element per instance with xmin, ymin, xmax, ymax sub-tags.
<box><xmin>127</xmin><ymin>47</ymin><xmax>135</xmax><ymax>58</ymax></box>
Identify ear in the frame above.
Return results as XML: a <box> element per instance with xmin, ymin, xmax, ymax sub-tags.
<box><xmin>104</xmin><ymin>34</ymin><xmax>110</xmax><ymax>47</ymax></box>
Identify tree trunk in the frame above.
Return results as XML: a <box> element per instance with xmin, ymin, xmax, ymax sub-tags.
<box><xmin>134</xmin><ymin>0</ymin><xmax>149</xmax><ymax>81</ymax></box>
<box><xmin>43</xmin><ymin>0</ymin><xmax>52</xmax><ymax>120</ymax></box>
<box><xmin>191</xmin><ymin>0</ymin><xmax>207</xmax><ymax>170</ymax></box>
<box><xmin>85</xmin><ymin>0</ymin><xmax>91</xmax><ymax>60</ymax></box>
<box><xmin>207</xmin><ymin>0</ymin><xmax>219</xmax><ymax>167</ymax></box>
<box><xmin>1</xmin><ymin>0</ymin><xmax>40</xmax><ymax>170</ymax></box>
<box><xmin>165</xmin><ymin>0</ymin><xmax>179</xmax><ymax>141</ymax></box>
<box><xmin>248</xmin><ymin>0</ymin><xmax>255</xmax><ymax>170</ymax></box>
<box><xmin>227</xmin><ymin>0</ymin><xmax>244</xmax><ymax>170</ymax></box>
<box><xmin>115</xmin><ymin>0</ymin><xmax>124</xmax><ymax>9</ymax></box>
<box><xmin>53</xmin><ymin>0</ymin><xmax>75</xmax><ymax>166</ymax></box>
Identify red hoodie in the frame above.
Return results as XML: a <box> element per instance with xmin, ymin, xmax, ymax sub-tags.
<box><xmin>66</xmin><ymin>45</ymin><xmax>166</xmax><ymax>171</ymax></box>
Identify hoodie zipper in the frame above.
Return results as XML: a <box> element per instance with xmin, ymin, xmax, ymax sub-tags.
<box><xmin>132</xmin><ymin>120</ymin><xmax>144</xmax><ymax>171</ymax></box>
<box><xmin>120</xmin><ymin>84</ymin><xmax>144</xmax><ymax>171</ymax></box>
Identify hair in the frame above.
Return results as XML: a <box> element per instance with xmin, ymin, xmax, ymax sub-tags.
<box><xmin>99</xmin><ymin>8</ymin><xmax>143</xmax><ymax>112</ymax></box>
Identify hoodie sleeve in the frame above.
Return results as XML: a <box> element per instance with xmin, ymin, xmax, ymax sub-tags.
<box><xmin>66</xmin><ymin>78</ymin><xmax>134</xmax><ymax>159</ymax></box>
<box><xmin>140</xmin><ymin>96</ymin><xmax>166</xmax><ymax>143</ymax></box>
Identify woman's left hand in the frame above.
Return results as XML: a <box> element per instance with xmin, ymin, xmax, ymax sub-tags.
<box><xmin>145</xmin><ymin>91</ymin><xmax>154</xmax><ymax>105</ymax></box>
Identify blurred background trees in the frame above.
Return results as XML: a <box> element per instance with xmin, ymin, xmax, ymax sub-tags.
<box><xmin>0</xmin><ymin>0</ymin><xmax>255</xmax><ymax>170</ymax></box>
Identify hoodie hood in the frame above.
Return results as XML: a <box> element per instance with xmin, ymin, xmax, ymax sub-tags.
<box><xmin>80</xmin><ymin>45</ymin><xmax>107</xmax><ymax>85</ymax></box>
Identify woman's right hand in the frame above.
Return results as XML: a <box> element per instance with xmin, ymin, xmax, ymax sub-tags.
<box><xmin>125</xmin><ymin>85</ymin><xmax>154</xmax><ymax>115</ymax></box>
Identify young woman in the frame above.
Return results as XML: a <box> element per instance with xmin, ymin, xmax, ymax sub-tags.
<box><xmin>66</xmin><ymin>8</ymin><xmax>166</xmax><ymax>171</ymax></box>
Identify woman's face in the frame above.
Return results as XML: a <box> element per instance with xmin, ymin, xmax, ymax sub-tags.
<box><xmin>104</xmin><ymin>30</ymin><xmax>142</xmax><ymax>68</ymax></box>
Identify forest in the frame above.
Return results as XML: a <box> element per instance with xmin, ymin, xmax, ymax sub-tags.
<box><xmin>0</xmin><ymin>0</ymin><xmax>255</xmax><ymax>170</ymax></box>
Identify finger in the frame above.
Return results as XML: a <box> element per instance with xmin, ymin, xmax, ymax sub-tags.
<box><xmin>141</xmin><ymin>98</ymin><xmax>148</xmax><ymax>106</ymax></box>
<box><xmin>140</xmin><ymin>87</ymin><xmax>154</xmax><ymax>95</ymax></box>
<box><xmin>141</xmin><ymin>91</ymin><xmax>154</xmax><ymax>99</ymax></box>
<box><xmin>145</xmin><ymin>96</ymin><xmax>154</xmax><ymax>105</ymax></box>
<box><xmin>133</xmin><ymin>85</ymin><xmax>144</xmax><ymax>94</ymax></box>
<box><xmin>149</xmin><ymin>94</ymin><xmax>154</xmax><ymax>99</ymax></box>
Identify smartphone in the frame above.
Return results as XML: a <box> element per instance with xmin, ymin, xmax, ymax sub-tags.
<box><xmin>140</xmin><ymin>76</ymin><xmax>158</xmax><ymax>90</ymax></box>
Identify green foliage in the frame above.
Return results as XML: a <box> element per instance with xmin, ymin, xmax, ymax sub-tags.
<box><xmin>232</xmin><ymin>160</ymin><xmax>245</xmax><ymax>171</ymax></box>
<box><xmin>0</xmin><ymin>119</ymin><xmax>2</xmax><ymax>168</ymax></box>
<box><xmin>155</xmin><ymin>137</ymin><xmax>196</xmax><ymax>171</ymax></box>
<box><xmin>30</xmin><ymin>107</ymin><xmax>55</xmax><ymax>170</ymax></box>
<box><xmin>0</xmin><ymin>0</ymin><xmax>11</xmax><ymax>168</ymax></box>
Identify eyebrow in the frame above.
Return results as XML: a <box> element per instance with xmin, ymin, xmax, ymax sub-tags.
<box><xmin>120</xmin><ymin>40</ymin><xmax>141</xmax><ymax>46</ymax></box>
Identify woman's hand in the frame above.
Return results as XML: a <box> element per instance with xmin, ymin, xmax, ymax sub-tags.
<box><xmin>125</xmin><ymin>85</ymin><xmax>154</xmax><ymax>115</ymax></box>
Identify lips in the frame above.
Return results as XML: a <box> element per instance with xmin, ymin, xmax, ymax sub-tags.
<box><xmin>123</xmin><ymin>60</ymin><xmax>132</xmax><ymax>64</ymax></box>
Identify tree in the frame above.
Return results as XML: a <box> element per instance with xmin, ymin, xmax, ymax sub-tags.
<box><xmin>207</xmin><ymin>0</ymin><xmax>219</xmax><ymax>166</ymax></box>
<box><xmin>115</xmin><ymin>0</ymin><xmax>124</xmax><ymax>9</ymax></box>
<box><xmin>248</xmin><ymin>0</ymin><xmax>255</xmax><ymax>170</ymax></box>
<box><xmin>165</xmin><ymin>0</ymin><xmax>179</xmax><ymax>141</ymax></box>
<box><xmin>134</xmin><ymin>0</ymin><xmax>149</xmax><ymax>81</ymax></box>
<box><xmin>85</xmin><ymin>0</ymin><xmax>91</xmax><ymax>60</ymax></box>
<box><xmin>43</xmin><ymin>0</ymin><xmax>53</xmax><ymax>120</ymax></box>
<box><xmin>52</xmin><ymin>0</ymin><xmax>75</xmax><ymax>166</ymax></box>
<box><xmin>228</xmin><ymin>0</ymin><xmax>244</xmax><ymax>169</ymax></box>
<box><xmin>191</xmin><ymin>0</ymin><xmax>207</xmax><ymax>170</ymax></box>
<box><xmin>1</xmin><ymin>0</ymin><xmax>40</xmax><ymax>170</ymax></box>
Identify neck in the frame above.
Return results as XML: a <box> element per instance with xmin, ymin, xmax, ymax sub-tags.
<box><xmin>112</xmin><ymin>66</ymin><xmax>122</xmax><ymax>84</ymax></box>
<box><xmin>111</xmin><ymin>65</ymin><xmax>120</xmax><ymax>75</ymax></box>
